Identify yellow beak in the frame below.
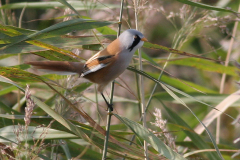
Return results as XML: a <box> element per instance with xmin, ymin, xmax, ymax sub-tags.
<box><xmin>141</xmin><ymin>37</ymin><xmax>148</xmax><ymax>42</ymax></box>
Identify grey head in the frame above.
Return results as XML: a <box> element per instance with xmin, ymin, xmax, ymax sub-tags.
<box><xmin>119</xmin><ymin>29</ymin><xmax>147</xmax><ymax>53</ymax></box>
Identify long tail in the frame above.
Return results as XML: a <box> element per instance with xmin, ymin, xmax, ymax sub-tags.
<box><xmin>26</xmin><ymin>61</ymin><xmax>84</xmax><ymax>75</ymax></box>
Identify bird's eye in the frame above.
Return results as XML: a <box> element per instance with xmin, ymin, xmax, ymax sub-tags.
<box><xmin>134</xmin><ymin>35</ymin><xmax>137</xmax><ymax>39</ymax></box>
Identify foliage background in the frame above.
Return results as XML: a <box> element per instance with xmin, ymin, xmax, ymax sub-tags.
<box><xmin>0</xmin><ymin>0</ymin><xmax>240</xmax><ymax>159</ymax></box>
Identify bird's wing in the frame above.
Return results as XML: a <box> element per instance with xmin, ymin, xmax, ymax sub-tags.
<box><xmin>81</xmin><ymin>54</ymin><xmax>115</xmax><ymax>76</ymax></box>
<box><xmin>81</xmin><ymin>38</ymin><xmax>121</xmax><ymax>76</ymax></box>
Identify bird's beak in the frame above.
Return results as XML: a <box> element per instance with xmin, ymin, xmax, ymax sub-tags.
<box><xmin>141</xmin><ymin>37</ymin><xmax>148</xmax><ymax>42</ymax></box>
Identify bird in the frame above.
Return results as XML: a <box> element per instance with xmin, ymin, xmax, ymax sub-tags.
<box><xmin>26</xmin><ymin>29</ymin><xmax>148</xmax><ymax>111</ymax></box>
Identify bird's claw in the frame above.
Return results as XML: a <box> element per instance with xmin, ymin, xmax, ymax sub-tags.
<box><xmin>106</xmin><ymin>103</ymin><xmax>113</xmax><ymax>111</ymax></box>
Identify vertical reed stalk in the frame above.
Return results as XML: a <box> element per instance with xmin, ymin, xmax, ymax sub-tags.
<box><xmin>102</xmin><ymin>104</ymin><xmax>112</xmax><ymax>160</ymax></box>
<box><xmin>0</xmin><ymin>0</ymin><xmax>6</xmax><ymax>25</ymax></box>
<box><xmin>134</xmin><ymin>0</ymin><xmax>148</xmax><ymax>159</ymax></box>
<box><xmin>217</xmin><ymin>2</ymin><xmax>240</xmax><ymax>144</ymax></box>
<box><xmin>95</xmin><ymin>85</ymin><xmax>101</xmax><ymax>124</ymax></box>
<box><xmin>102</xmin><ymin>1</ymin><xmax>124</xmax><ymax>159</ymax></box>
<box><xmin>16</xmin><ymin>6</ymin><xmax>26</xmax><ymax>112</ymax></box>
<box><xmin>126</xmin><ymin>6</ymin><xmax>198</xmax><ymax>156</ymax></box>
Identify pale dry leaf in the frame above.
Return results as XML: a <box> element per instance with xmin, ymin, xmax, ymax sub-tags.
<box><xmin>186</xmin><ymin>89</ymin><xmax>240</xmax><ymax>140</ymax></box>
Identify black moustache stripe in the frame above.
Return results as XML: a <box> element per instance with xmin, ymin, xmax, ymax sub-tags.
<box><xmin>128</xmin><ymin>35</ymin><xmax>141</xmax><ymax>51</ymax></box>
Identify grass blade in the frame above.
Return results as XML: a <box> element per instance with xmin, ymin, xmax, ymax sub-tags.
<box><xmin>114</xmin><ymin>113</ymin><xmax>187</xmax><ymax>160</ymax></box>
<box><xmin>0</xmin><ymin>19</ymin><xmax>116</xmax><ymax>52</ymax></box>
<box><xmin>160</xmin><ymin>84</ymin><xmax>223</xmax><ymax>159</ymax></box>
<box><xmin>56</xmin><ymin>0</ymin><xmax>80</xmax><ymax>16</ymax></box>
<box><xmin>143</xmin><ymin>42</ymin><xmax>221</xmax><ymax>62</ymax></box>
<box><xmin>175</xmin><ymin>0</ymin><xmax>240</xmax><ymax>14</ymax></box>
<box><xmin>128</xmin><ymin>66</ymin><xmax>235</xmax><ymax>120</ymax></box>
<box><xmin>193</xmin><ymin>90</ymin><xmax>240</xmax><ymax>135</ymax></box>
<box><xmin>160</xmin><ymin>100</ymin><xmax>220</xmax><ymax>159</ymax></box>
<box><xmin>0</xmin><ymin>1</ymin><xmax>120</xmax><ymax>10</ymax></box>
<box><xmin>0</xmin><ymin>75</ymin><xmax>25</xmax><ymax>92</ymax></box>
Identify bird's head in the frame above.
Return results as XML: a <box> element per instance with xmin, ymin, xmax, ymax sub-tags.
<box><xmin>119</xmin><ymin>29</ymin><xmax>148</xmax><ymax>53</ymax></box>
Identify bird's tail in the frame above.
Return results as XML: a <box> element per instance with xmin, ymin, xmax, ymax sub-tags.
<box><xmin>26</xmin><ymin>61</ymin><xmax>84</xmax><ymax>75</ymax></box>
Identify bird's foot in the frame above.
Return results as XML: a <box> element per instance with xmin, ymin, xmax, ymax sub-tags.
<box><xmin>106</xmin><ymin>103</ymin><xmax>113</xmax><ymax>112</ymax></box>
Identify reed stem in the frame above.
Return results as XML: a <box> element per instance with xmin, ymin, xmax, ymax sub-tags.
<box><xmin>102</xmin><ymin>1</ymin><xmax>124</xmax><ymax>159</ymax></box>
<box><xmin>134</xmin><ymin>0</ymin><xmax>148</xmax><ymax>159</ymax></box>
<box><xmin>217</xmin><ymin>2</ymin><xmax>240</xmax><ymax>144</ymax></box>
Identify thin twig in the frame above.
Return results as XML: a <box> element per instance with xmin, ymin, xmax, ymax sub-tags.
<box><xmin>102</xmin><ymin>1</ymin><xmax>124</xmax><ymax>159</ymax></box>
<box><xmin>217</xmin><ymin>2</ymin><xmax>240</xmax><ymax>144</ymax></box>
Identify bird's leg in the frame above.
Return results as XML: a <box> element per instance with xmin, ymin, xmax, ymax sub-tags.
<box><xmin>101</xmin><ymin>93</ymin><xmax>113</xmax><ymax>111</ymax></box>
